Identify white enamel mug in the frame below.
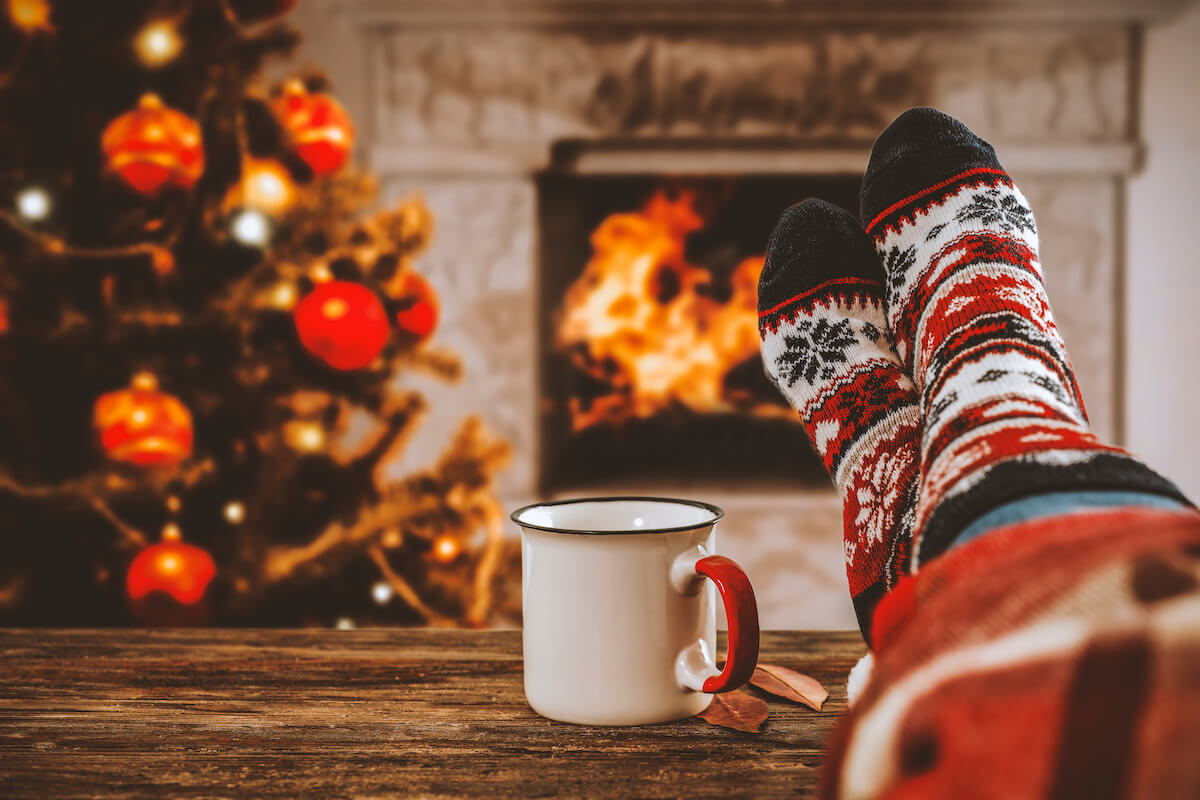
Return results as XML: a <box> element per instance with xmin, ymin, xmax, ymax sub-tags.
<box><xmin>511</xmin><ymin>497</ymin><xmax>760</xmax><ymax>726</ymax></box>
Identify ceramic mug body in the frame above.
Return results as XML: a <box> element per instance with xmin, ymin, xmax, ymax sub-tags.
<box><xmin>512</xmin><ymin>497</ymin><xmax>759</xmax><ymax>726</ymax></box>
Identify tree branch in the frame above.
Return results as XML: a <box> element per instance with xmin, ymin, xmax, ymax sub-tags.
<box><xmin>367</xmin><ymin>545</ymin><xmax>455</xmax><ymax>627</ymax></box>
<box><xmin>0</xmin><ymin>472</ymin><xmax>147</xmax><ymax>549</ymax></box>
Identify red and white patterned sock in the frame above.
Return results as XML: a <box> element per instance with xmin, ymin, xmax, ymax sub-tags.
<box><xmin>861</xmin><ymin>108</ymin><xmax>1188</xmax><ymax>565</ymax></box>
<box><xmin>758</xmin><ymin>199</ymin><xmax>922</xmax><ymax>641</ymax></box>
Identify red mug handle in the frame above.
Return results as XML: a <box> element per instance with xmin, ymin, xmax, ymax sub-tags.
<box><xmin>696</xmin><ymin>555</ymin><xmax>760</xmax><ymax>693</ymax></box>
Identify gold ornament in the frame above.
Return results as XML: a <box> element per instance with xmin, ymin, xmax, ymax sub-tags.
<box><xmin>7</xmin><ymin>0</ymin><xmax>53</xmax><ymax>32</ymax></box>
<box><xmin>224</xmin><ymin>158</ymin><xmax>296</xmax><ymax>216</ymax></box>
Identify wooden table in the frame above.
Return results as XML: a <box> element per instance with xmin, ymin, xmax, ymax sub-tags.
<box><xmin>0</xmin><ymin>629</ymin><xmax>865</xmax><ymax>799</ymax></box>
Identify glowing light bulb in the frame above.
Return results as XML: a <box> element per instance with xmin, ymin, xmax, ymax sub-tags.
<box><xmin>284</xmin><ymin>420</ymin><xmax>325</xmax><ymax>452</ymax></box>
<box><xmin>223</xmin><ymin>501</ymin><xmax>245</xmax><ymax>524</ymax></box>
<box><xmin>134</xmin><ymin>21</ymin><xmax>182</xmax><ymax>67</ymax></box>
<box><xmin>269</xmin><ymin>282</ymin><xmax>297</xmax><ymax>310</ymax></box>
<box><xmin>432</xmin><ymin>534</ymin><xmax>461</xmax><ymax>564</ymax></box>
<box><xmin>230</xmin><ymin>209</ymin><xmax>272</xmax><ymax>247</ymax></box>
<box><xmin>335</xmin><ymin>617</ymin><xmax>355</xmax><ymax>630</ymax></box>
<box><xmin>161</xmin><ymin>522</ymin><xmax>182</xmax><ymax>542</ymax></box>
<box><xmin>371</xmin><ymin>581</ymin><xmax>393</xmax><ymax>605</ymax></box>
<box><xmin>15</xmin><ymin>187</ymin><xmax>51</xmax><ymax>221</ymax></box>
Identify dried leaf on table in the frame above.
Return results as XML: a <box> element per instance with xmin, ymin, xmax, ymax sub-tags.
<box><xmin>749</xmin><ymin>664</ymin><xmax>829</xmax><ymax>711</ymax></box>
<box><xmin>696</xmin><ymin>690</ymin><xmax>768</xmax><ymax>732</ymax></box>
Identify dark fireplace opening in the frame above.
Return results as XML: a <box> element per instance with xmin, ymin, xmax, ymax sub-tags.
<box><xmin>537</xmin><ymin>172</ymin><xmax>863</xmax><ymax>493</ymax></box>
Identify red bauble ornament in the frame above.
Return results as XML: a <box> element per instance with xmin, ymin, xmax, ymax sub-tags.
<box><xmin>294</xmin><ymin>281</ymin><xmax>389</xmax><ymax>370</ymax></box>
<box><xmin>93</xmin><ymin>372</ymin><xmax>193</xmax><ymax>467</ymax></box>
<box><xmin>271</xmin><ymin>80</ymin><xmax>355</xmax><ymax>176</ymax></box>
<box><xmin>227</xmin><ymin>0</ymin><xmax>298</xmax><ymax>22</ymax></box>
<box><xmin>126</xmin><ymin>530</ymin><xmax>216</xmax><ymax>626</ymax></box>
<box><xmin>390</xmin><ymin>270</ymin><xmax>439</xmax><ymax>343</ymax></box>
<box><xmin>101</xmin><ymin>93</ymin><xmax>204</xmax><ymax>196</ymax></box>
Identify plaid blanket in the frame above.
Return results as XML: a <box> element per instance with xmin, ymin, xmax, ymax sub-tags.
<box><xmin>821</xmin><ymin>508</ymin><xmax>1200</xmax><ymax>799</ymax></box>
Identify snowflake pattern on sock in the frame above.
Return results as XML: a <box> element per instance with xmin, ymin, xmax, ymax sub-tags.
<box><xmin>954</xmin><ymin>187</ymin><xmax>1036</xmax><ymax>234</ymax></box>
<box><xmin>773</xmin><ymin>318</ymin><xmax>858</xmax><ymax>386</ymax></box>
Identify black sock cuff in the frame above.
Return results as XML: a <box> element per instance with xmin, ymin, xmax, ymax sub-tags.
<box><xmin>917</xmin><ymin>453</ymin><xmax>1194</xmax><ymax>565</ymax></box>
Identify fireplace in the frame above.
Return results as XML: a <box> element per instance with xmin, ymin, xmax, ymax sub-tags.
<box><xmin>317</xmin><ymin>0</ymin><xmax>1180</xmax><ymax>628</ymax></box>
<box><xmin>537</xmin><ymin>174</ymin><xmax>860</xmax><ymax>491</ymax></box>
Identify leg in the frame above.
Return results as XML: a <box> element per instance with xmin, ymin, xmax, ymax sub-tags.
<box><xmin>758</xmin><ymin>198</ymin><xmax>922</xmax><ymax>643</ymax></box>
<box><xmin>860</xmin><ymin>108</ymin><xmax>1189</xmax><ymax>564</ymax></box>
<box><xmin>820</xmin><ymin>107</ymin><xmax>1200</xmax><ymax>800</ymax></box>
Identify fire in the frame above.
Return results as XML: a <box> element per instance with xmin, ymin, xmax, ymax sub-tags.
<box><xmin>556</xmin><ymin>189</ymin><xmax>788</xmax><ymax>431</ymax></box>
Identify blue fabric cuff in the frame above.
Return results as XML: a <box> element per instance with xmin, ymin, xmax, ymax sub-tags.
<box><xmin>950</xmin><ymin>490</ymin><xmax>1188</xmax><ymax>551</ymax></box>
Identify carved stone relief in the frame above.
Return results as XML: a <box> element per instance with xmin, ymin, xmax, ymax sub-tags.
<box><xmin>368</xmin><ymin>27</ymin><xmax>1129</xmax><ymax>150</ymax></box>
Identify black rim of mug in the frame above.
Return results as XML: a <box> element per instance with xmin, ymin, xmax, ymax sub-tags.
<box><xmin>510</xmin><ymin>496</ymin><xmax>726</xmax><ymax>536</ymax></box>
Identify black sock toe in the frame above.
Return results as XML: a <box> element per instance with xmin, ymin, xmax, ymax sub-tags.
<box><xmin>757</xmin><ymin>198</ymin><xmax>882</xmax><ymax>316</ymax></box>
<box><xmin>860</xmin><ymin>107</ymin><xmax>1003</xmax><ymax>228</ymax></box>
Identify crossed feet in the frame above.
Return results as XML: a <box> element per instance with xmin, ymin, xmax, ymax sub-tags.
<box><xmin>757</xmin><ymin>108</ymin><xmax>1185</xmax><ymax>641</ymax></box>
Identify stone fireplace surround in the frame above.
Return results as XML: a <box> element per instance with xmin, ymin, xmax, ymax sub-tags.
<box><xmin>312</xmin><ymin>0</ymin><xmax>1190</xmax><ymax>628</ymax></box>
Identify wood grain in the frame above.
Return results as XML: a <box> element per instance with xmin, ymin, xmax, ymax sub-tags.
<box><xmin>0</xmin><ymin>629</ymin><xmax>865</xmax><ymax>799</ymax></box>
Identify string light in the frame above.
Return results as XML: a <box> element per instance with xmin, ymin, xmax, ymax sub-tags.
<box><xmin>223</xmin><ymin>501</ymin><xmax>245</xmax><ymax>524</ymax></box>
<box><xmin>134</xmin><ymin>20</ymin><xmax>182</xmax><ymax>68</ymax></box>
<box><xmin>268</xmin><ymin>282</ymin><xmax>297</xmax><ymax>310</ymax></box>
<box><xmin>165</xmin><ymin>495</ymin><xmax>182</xmax><ymax>513</ymax></box>
<box><xmin>230</xmin><ymin>209</ymin><xmax>272</xmax><ymax>247</ymax></box>
<box><xmin>161</xmin><ymin>522</ymin><xmax>182</xmax><ymax>542</ymax></box>
<box><xmin>15</xmin><ymin>187</ymin><xmax>51</xmax><ymax>221</ymax></box>
<box><xmin>431</xmin><ymin>534</ymin><xmax>461</xmax><ymax>564</ymax></box>
<box><xmin>283</xmin><ymin>420</ymin><xmax>325</xmax><ymax>452</ymax></box>
<box><xmin>370</xmin><ymin>581</ymin><xmax>393</xmax><ymax>605</ymax></box>
<box><xmin>334</xmin><ymin>617</ymin><xmax>355</xmax><ymax>630</ymax></box>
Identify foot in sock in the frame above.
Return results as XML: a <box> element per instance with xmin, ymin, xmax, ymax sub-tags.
<box><xmin>758</xmin><ymin>198</ymin><xmax>922</xmax><ymax>641</ymax></box>
<box><xmin>860</xmin><ymin>107</ymin><xmax>1189</xmax><ymax>564</ymax></box>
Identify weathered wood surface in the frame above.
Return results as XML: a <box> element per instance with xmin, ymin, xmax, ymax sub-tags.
<box><xmin>0</xmin><ymin>629</ymin><xmax>865</xmax><ymax>799</ymax></box>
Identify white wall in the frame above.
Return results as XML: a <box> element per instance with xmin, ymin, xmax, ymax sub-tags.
<box><xmin>1126</xmin><ymin>2</ymin><xmax>1200</xmax><ymax>501</ymax></box>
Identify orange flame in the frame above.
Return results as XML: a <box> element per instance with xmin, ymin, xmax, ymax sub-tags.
<box><xmin>556</xmin><ymin>189</ymin><xmax>784</xmax><ymax>431</ymax></box>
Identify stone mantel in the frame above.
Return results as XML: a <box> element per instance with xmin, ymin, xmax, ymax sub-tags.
<box><xmin>329</xmin><ymin>4</ymin><xmax>1185</xmax><ymax>185</ymax></box>
<box><xmin>335</xmin><ymin>0</ymin><xmax>1193</xmax><ymax>27</ymax></box>
<box><xmin>299</xmin><ymin>0</ymin><xmax>1194</xmax><ymax>626</ymax></box>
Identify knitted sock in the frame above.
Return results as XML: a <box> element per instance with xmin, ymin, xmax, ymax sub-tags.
<box><xmin>860</xmin><ymin>107</ymin><xmax>1189</xmax><ymax>565</ymax></box>
<box><xmin>758</xmin><ymin>198</ymin><xmax>922</xmax><ymax>642</ymax></box>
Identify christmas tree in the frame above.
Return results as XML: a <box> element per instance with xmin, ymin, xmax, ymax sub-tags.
<box><xmin>0</xmin><ymin>0</ymin><xmax>517</xmax><ymax>626</ymax></box>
